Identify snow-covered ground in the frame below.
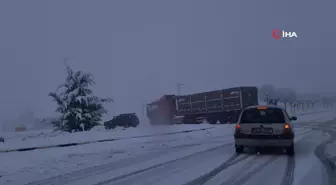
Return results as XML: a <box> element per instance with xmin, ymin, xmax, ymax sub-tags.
<box><xmin>1</xmin><ymin>108</ymin><xmax>336</xmax><ymax>185</ymax></box>
<box><xmin>325</xmin><ymin>140</ymin><xmax>336</xmax><ymax>164</ymax></box>
<box><xmin>0</xmin><ymin>124</ymin><xmax>232</xmax><ymax>185</ymax></box>
<box><xmin>323</xmin><ymin>120</ymin><xmax>336</xmax><ymax>176</ymax></box>
<box><xmin>294</xmin><ymin>109</ymin><xmax>336</xmax><ymax>123</ymax></box>
<box><xmin>0</xmin><ymin>105</ymin><xmax>330</xmax><ymax>151</ymax></box>
<box><xmin>0</xmin><ymin>124</ymin><xmax>314</xmax><ymax>185</ymax></box>
<box><xmin>0</xmin><ymin>124</ymin><xmax>213</xmax><ymax>151</ymax></box>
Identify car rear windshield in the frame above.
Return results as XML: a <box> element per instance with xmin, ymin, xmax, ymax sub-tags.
<box><xmin>240</xmin><ymin>107</ymin><xmax>286</xmax><ymax>123</ymax></box>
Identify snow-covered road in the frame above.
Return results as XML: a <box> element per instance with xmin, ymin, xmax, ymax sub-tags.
<box><xmin>1</xmin><ymin>109</ymin><xmax>336</xmax><ymax>185</ymax></box>
<box><xmin>17</xmin><ymin>126</ymin><xmax>330</xmax><ymax>185</ymax></box>
<box><xmin>74</xmin><ymin>128</ymin><xmax>329</xmax><ymax>185</ymax></box>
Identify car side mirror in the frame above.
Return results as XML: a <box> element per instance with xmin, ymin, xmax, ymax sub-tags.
<box><xmin>290</xmin><ymin>116</ymin><xmax>297</xmax><ymax>121</ymax></box>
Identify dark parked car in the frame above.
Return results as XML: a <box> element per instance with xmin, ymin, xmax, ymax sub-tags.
<box><xmin>104</xmin><ymin>113</ymin><xmax>140</xmax><ymax>129</ymax></box>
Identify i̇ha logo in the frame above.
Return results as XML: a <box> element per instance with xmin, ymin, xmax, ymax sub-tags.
<box><xmin>272</xmin><ymin>29</ymin><xmax>298</xmax><ymax>39</ymax></box>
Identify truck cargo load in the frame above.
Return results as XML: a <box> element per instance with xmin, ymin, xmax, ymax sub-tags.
<box><xmin>146</xmin><ymin>86</ymin><xmax>258</xmax><ymax>125</ymax></box>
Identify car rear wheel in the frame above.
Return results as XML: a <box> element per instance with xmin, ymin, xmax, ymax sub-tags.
<box><xmin>235</xmin><ymin>145</ymin><xmax>243</xmax><ymax>154</ymax></box>
<box><xmin>286</xmin><ymin>144</ymin><xmax>295</xmax><ymax>156</ymax></box>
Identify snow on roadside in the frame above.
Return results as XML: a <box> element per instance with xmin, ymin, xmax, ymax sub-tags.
<box><xmin>0</xmin><ymin>124</ymin><xmax>213</xmax><ymax>151</ymax></box>
<box><xmin>0</xmin><ymin>124</ymin><xmax>233</xmax><ymax>185</ymax></box>
<box><xmin>258</xmin><ymin>102</ymin><xmax>326</xmax><ymax>115</ymax></box>
<box><xmin>1</xmin><ymin>109</ymin><xmax>335</xmax><ymax>185</ymax></box>
<box><xmin>0</xmin><ymin>125</ymin><xmax>317</xmax><ymax>185</ymax></box>
<box><xmin>324</xmin><ymin>128</ymin><xmax>336</xmax><ymax>170</ymax></box>
<box><xmin>294</xmin><ymin>109</ymin><xmax>336</xmax><ymax>124</ymax></box>
<box><xmin>0</xmin><ymin>106</ymin><xmax>334</xmax><ymax>151</ymax></box>
<box><xmin>0</xmin><ymin>107</ymin><xmax>333</xmax><ymax>151</ymax></box>
<box><xmin>325</xmin><ymin>141</ymin><xmax>336</xmax><ymax>162</ymax></box>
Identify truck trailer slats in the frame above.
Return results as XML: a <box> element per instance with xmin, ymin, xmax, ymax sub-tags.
<box><xmin>191</xmin><ymin>92</ymin><xmax>207</xmax><ymax>101</ymax></box>
<box><xmin>176</xmin><ymin>88</ymin><xmax>244</xmax><ymax>116</ymax></box>
<box><xmin>147</xmin><ymin>86</ymin><xmax>258</xmax><ymax>125</ymax></box>
<box><xmin>206</xmin><ymin>90</ymin><xmax>222</xmax><ymax>100</ymax></box>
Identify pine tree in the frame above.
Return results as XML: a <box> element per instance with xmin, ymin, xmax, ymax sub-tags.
<box><xmin>49</xmin><ymin>65</ymin><xmax>112</xmax><ymax>132</ymax></box>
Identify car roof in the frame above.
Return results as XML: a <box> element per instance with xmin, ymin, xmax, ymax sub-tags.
<box><xmin>244</xmin><ymin>105</ymin><xmax>284</xmax><ymax>110</ymax></box>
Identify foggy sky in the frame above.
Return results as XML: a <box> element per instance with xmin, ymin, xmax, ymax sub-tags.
<box><xmin>0</xmin><ymin>0</ymin><xmax>335</xmax><ymax>121</ymax></box>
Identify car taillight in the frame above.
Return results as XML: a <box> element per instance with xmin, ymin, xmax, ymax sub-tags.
<box><xmin>284</xmin><ymin>123</ymin><xmax>290</xmax><ymax>129</ymax></box>
<box><xmin>284</xmin><ymin>123</ymin><xmax>292</xmax><ymax>135</ymax></box>
<box><xmin>235</xmin><ymin>124</ymin><xmax>241</xmax><ymax>134</ymax></box>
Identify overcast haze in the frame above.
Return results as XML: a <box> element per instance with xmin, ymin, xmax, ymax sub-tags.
<box><xmin>0</xmin><ymin>0</ymin><xmax>335</xmax><ymax>122</ymax></box>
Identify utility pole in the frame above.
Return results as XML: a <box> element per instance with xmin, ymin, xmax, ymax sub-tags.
<box><xmin>141</xmin><ymin>103</ymin><xmax>146</xmax><ymax>123</ymax></box>
<box><xmin>176</xmin><ymin>83</ymin><xmax>184</xmax><ymax>95</ymax></box>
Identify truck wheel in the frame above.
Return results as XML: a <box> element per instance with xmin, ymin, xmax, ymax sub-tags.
<box><xmin>206</xmin><ymin>116</ymin><xmax>218</xmax><ymax>124</ymax></box>
<box><xmin>208</xmin><ymin>119</ymin><xmax>217</xmax><ymax>124</ymax></box>
<box><xmin>218</xmin><ymin>118</ymin><xmax>227</xmax><ymax>124</ymax></box>
<box><xmin>183</xmin><ymin>117</ymin><xmax>196</xmax><ymax>124</ymax></box>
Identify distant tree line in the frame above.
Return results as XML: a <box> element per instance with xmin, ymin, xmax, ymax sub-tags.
<box><xmin>258</xmin><ymin>84</ymin><xmax>334</xmax><ymax>114</ymax></box>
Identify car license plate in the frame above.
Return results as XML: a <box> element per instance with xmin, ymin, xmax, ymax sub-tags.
<box><xmin>252</xmin><ymin>127</ymin><xmax>273</xmax><ymax>134</ymax></box>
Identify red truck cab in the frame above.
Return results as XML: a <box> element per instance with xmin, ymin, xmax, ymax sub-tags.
<box><xmin>146</xmin><ymin>95</ymin><xmax>176</xmax><ymax>125</ymax></box>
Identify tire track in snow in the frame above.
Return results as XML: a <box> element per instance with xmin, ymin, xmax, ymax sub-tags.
<box><xmin>24</xmin><ymin>142</ymin><xmax>231</xmax><ymax>185</ymax></box>
<box><xmin>314</xmin><ymin>129</ymin><xmax>336</xmax><ymax>185</ymax></box>
<box><xmin>183</xmin><ymin>154</ymin><xmax>252</xmax><ymax>185</ymax></box>
<box><xmin>220</xmin><ymin>154</ymin><xmax>295</xmax><ymax>185</ymax></box>
<box><xmin>214</xmin><ymin>123</ymin><xmax>322</xmax><ymax>185</ymax></box>
<box><xmin>220</xmin><ymin>156</ymin><xmax>278</xmax><ymax>185</ymax></box>
<box><xmin>281</xmin><ymin>157</ymin><xmax>295</xmax><ymax>185</ymax></box>
<box><xmin>213</xmin><ymin>155</ymin><xmax>258</xmax><ymax>185</ymax></box>
<box><xmin>107</xmin><ymin>143</ymin><xmax>240</xmax><ymax>185</ymax></box>
<box><xmin>280</xmin><ymin>131</ymin><xmax>317</xmax><ymax>185</ymax></box>
<box><xmin>187</xmin><ymin>131</ymin><xmax>311</xmax><ymax>185</ymax></box>
<box><xmin>94</xmin><ymin>143</ymin><xmax>236</xmax><ymax>185</ymax></box>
